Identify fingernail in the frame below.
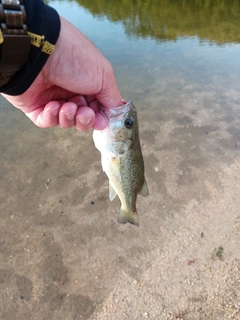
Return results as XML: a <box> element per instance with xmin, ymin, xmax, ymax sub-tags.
<box><xmin>77</xmin><ymin>115</ymin><xmax>91</xmax><ymax>125</ymax></box>
<box><xmin>51</xmin><ymin>104</ymin><xmax>60</xmax><ymax>117</ymax></box>
<box><xmin>66</xmin><ymin>105</ymin><xmax>77</xmax><ymax>121</ymax></box>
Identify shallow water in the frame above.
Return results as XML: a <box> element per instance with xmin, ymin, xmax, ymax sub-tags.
<box><xmin>1</xmin><ymin>1</ymin><xmax>240</xmax><ymax>319</ymax></box>
<box><xmin>49</xmin><ymin>0</ymin><xmax>240</xmax><ymax>105</ymax></box>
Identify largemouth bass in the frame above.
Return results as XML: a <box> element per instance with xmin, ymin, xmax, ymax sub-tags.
<box><xmin>93</xmin><ymin>101</ymin><xmax>149</xmax><ymax>226</ymax></box>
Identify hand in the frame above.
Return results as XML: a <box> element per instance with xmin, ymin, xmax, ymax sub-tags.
<box><xmin>1</xmin><ymin>17</ymin><xmax>122</xmax><ymax>131</ymax></box>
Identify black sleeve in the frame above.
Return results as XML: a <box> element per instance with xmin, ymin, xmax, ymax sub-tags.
<box><xmin>0</xmin><ymin>0</ymin><xmax>60</xmax><ymax>96</ymax></box>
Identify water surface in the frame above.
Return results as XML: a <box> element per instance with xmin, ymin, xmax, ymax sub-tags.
<box><xmin>46</xmin><ymin>0</ymin><xmax>240</xmax><ymax>121</ymax></box>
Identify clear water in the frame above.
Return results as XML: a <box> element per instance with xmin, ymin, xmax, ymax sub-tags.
<box><xmin>1</xmin><ymin>0</ymin><xmax>240</xmax><ymax>200</ymax></box>
<box><xmin>47</xmin><ymin>0</ymin><xmax>240</xmax><ymax>107</ymax></box>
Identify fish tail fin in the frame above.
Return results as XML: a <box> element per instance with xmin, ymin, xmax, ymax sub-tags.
<box><xmin>118</xmin><ymin>209</ymin><xmax>139</xmax><ymax>227</ymax></box>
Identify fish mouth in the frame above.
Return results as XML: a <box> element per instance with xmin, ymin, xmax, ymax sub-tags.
<box><xmin>99</xmin><ymin>101</ymin><xmax>134</xmax><ymax>121</ymax></box>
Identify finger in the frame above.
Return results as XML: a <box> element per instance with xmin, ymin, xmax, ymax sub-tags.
<box><xmin>75</xmin><ymin>106</ymin><xmax>95</xmax><ymax>131</ymax></box>
<box><xmin>84</xmin><ymin>98</ymin><xmax>108</xmax><ymax>129</ymax></box>
<box><xmin>87</xmin><ymin>98</ymin><xmax>100</xmax><ymax>112</ymax></box>
<box><xmin>69</xmin><ymin>96</ymin><xmax>107</xmax><ymax>130</ymax></box>
<box><xmin>95</xmin><ymin>64</ymin><xmax>122</xmax><ymax>110</ymax></box>
<box><xmin>92</xmin><ymin>111</ymin><xmax>108</xmax><ymax>130</ymax></box>
<box><xmin>25</xmin><ymin>101</ymin><xmax>61</xmax><ymax>128</ymax></box>
<box><xmin>59</xmin><ymin>102</ymin><xmax>77</xmax><ymax>128</ymax></box>
<box><xmin>67</xmin><ymin>95</ymin><xmax>88</xmax><ymax>106</ymax></box>
<box><xmin>87</xmin><ymin>99</ymin><xmax>108</xmax><ymax>130</ymax></box>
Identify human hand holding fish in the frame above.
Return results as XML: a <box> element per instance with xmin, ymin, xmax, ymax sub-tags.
<box><xmin>2</xmin><ymin>17</ymin><xmax>122</xmax><ymax>131</ymax></box>
<box><xmin>93</xmin><ymin>101</ymin><xmax>149</xmax><ymax>226</ymax></box>
<box><xmin>0</xmin><ymin>15</ymin><xmax>147</xmax><ymax>225</ymax></box>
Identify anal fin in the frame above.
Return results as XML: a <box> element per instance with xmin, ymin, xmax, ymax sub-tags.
<box><xmin>109</xmin><ymin>183</ymin><xmax>117</xmax><ymax>201</ymax></box>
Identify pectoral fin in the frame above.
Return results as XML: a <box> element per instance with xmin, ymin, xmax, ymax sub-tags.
<box><xmin>109</xmin><ymin>183</ymin><xmax>117</xmax><ymax>201</ymax></box>
<box><xmin>112</xmin><ymin>140</ymin><xmax>131</xmax><ymax>155</ymax></box>
<box><xmin>139</xmin><ymin>179</ymin><xmax>149</xmax><ymax>197</ymax></box>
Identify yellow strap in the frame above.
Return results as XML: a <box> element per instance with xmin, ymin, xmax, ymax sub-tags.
<box><xmin>28</xmin><ymin>31</ymin><xmax>55</xmax><ymax>54</ymax></box>
<box><xmin>0</xmin><ymin>31</ymin><xmax>54</xmax><ymax>54</ymax></box>
<box><xmin>28</xmin><ymin>32</ymin><xmax>44</xmax><ymax>47</ymax></box>
<box><xmin>42</xmin><ymin>41</ymin><xmax>55</xmax><ymax>54</ymax></box>
<box><xmin>0</xmin><ymin>30</ymin><xmax>4</xmax><ymax>45</ymax></box>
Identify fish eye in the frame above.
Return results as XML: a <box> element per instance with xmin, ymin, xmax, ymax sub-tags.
<box><xmin>124</xmin><ymin>118</ymin><xmax>134</xmax><ymax>129</ymax></box>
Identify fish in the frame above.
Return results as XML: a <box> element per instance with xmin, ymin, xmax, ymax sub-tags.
<box><xmin>93</xmin><ymin>100</ymin><xmax>149</xmax><ymax>226</ymax></box>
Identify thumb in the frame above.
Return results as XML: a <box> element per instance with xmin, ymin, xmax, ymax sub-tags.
<box><xmin>96</xmin><ymin>64</ymin><xmax>122</xmax><ymax>110</ymax></box>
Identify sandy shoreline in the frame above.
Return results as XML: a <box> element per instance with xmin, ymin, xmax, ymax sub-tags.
<box><xmin>0</xmin><ymin>87</ymin><xmax>240</xmax><ymax>319</ymax></box>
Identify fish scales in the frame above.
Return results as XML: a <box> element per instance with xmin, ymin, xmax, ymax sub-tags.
<box><xmin>93</xmin><ymin>101</ymin><xmax>149</xmax><ymax>226</ymax></box>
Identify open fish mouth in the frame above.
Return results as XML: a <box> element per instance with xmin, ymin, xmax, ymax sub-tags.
<box><xmin>99</xmin><ymin>100</ymin><xmax>134</xmax><ymax>122</ymax></box>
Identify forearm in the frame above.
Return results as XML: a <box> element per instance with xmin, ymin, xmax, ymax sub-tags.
<box><xmin>0</xmin><ymin>0</ymin><xmax>60</xmax><ymax>95</ymax></box>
